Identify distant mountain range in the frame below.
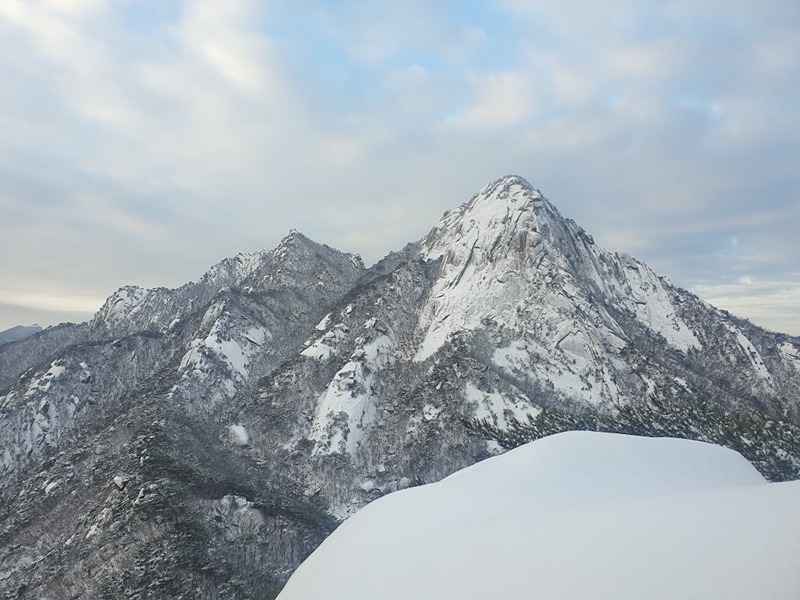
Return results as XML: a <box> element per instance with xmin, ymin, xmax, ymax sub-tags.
<box><xmin>1</xmin><ymin>175</ymin><xmax>798</xmax><ymax>598</ymax></box>
<box><xmin>0</xmin><ymin>325</ymin><xmax>41</xmax><ymax>347</ymax></box>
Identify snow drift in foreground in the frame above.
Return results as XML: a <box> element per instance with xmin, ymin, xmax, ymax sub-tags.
<box><xmin>278</xmin><ymin>432</ymin><xmax>800</xmax><ymax>600</ymax></box>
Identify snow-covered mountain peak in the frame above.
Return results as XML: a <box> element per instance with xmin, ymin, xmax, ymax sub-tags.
<box><xmin>91</xmin><ymin>285</ymin><xmax>151</xmax><ymax>329</ymax></box>
<box><xmin>415</xmin><ymin>176</ymin><xmax>578</xmax><ymax>361</ymax></box>
<box><xmin>414</xmin><ymin>173</ymin><xmax>701</xmax><ymax>372</ymax></box>
<box><xmin>271</xmin><ymin>230</ymin><xmax>322</xmax><ymax>266</ymax></box>
<box><xmin>274</xmin><ymin>229</ymin><xmax>311</xmax><ymax>255</ymax></box>
<box><xmin>199</xmin><ymin>248</ymin><xmax>272</xmax><ymax>289</ymax></box>
<box><xmin>88</xmin><ymin>233</ymin><xmax>364</xmax><ymax>339</ymax></box>
<box><xmin>193</xmin><ymin>231</ymin><xmax>363</xmax><ymax>296</ymax></box>
<box><xmin>423</xmin><ymin>174</ymin><xmax>548</xmax><ymax>262</ymax></box>
<box><xmin>190</xmin><ymin>231</ymin><xmax>336</xmax><ymax>293</ymax></box>
<box><xmin>270</xmin><ymin>230</ymin><xmax>364</xmax><ymax>272</ymax></box>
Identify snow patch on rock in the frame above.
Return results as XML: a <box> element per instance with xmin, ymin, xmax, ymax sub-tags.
<box><xmin>229</xmin><ymin>424</ymin><xmax>250</xmax><ymax>446</ymax></box>
<box><xmin>95</xmin><ymin>286</ymin><xmax>149</xmax><ymax>326</ymax></box>
<box><xmin>180</xmin><ymin>313</ymin><xmax>270</xmax><ymax>383</ymax></box>
<box><xmin>725</xmin><ymin>323</ymin><xmax>774</xmax><ymax>386</ymax></box>
<box><xmin>302</xmin><ymin>324</ymin><xmax>348</xmax><ymax>361</ymax></box>
<box><xmin>315</xmin><ymin>313</ymin><xmax>332</xmax><ymax>331</ymax></box>
<box><xmin>493</xmin><ymin>341</ymin><xmax>619</xmax><ymax>406</ymax></box>
<box><xmin>609</xmin><ymin>255</ymin><xmax>701</xmax><ymax>352</ymax></box>
<box><xmin>463</xmin><ymin>382</ymin><xmax>538</xmax><ymax>428</ymax></box>
<box><xmin>310</xmin><ymin>332</ymin><xmax>395</xmax><ymax>455</ymax></box>
<box><xmin>24</xmin><ymin>362</ymin><xmax>66</xmax><ymax>398</ymax></box>
<box><xmin>780</xmin><ymin>342</ymin><xmax>800</xmax><ymax>373</ymax></box>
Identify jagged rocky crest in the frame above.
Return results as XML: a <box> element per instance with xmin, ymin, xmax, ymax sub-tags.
<box><xmin>1</xmin><ymin>176</ymin><xmax>799</xmax><ymax>598</ymax></box>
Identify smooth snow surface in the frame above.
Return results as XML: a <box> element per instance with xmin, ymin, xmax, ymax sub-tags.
<box><xmin>278</xmin><ymin>432</ymin><xmax>800</xmax><ymax>600</ymax></box>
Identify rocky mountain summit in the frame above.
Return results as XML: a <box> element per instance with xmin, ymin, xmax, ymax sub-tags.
<box><xmin>1</xmin><ymin>175</ymin><xmax>799</xmax><ymax>598</ymax></box>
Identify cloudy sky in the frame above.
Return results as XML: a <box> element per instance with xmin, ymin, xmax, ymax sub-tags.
<box><xmin>1</xmin><ymin>0</ymin><xmax>798</xmax><ymax>335</ymax></box>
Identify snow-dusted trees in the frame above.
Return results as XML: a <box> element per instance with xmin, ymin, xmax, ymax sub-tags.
<box><xmin>465</xmin><ymin>395</ymin><xmax>800</xmax><ymax>482</ymax></box>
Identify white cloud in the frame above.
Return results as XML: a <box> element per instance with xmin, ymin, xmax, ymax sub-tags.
<box><xmin>457</xmin><ymin>71</ymin><xmax>538</xmax><ymax>128</ymax></box>
<box><xmin>310</xmin><ymin>1</ymin><xmax>445</xmax><ymax>67</ymax></box>
<box><xmin>693</xmin><ymin>278</ymin><xmax>800</xmax><ymax>336</ymax></box>
<box><xmin>0</xmin><ymin>0</ymin><xmax>798</xmax><ymax>336</ymax></box>
<box><xmin>0</xmin><ymin>283</ymin><xmax>103</xmax><ymax>315</ymax></box>
<box><xmin>39</xmin><ymin>0</ymin><xmax>102</xmax><ymax>17</ymax></box>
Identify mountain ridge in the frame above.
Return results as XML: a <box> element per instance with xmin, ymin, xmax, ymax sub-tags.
<box><xmin>1</xmin><ymin>175</ymin><xmax>798</xmax><ymax>598</ymax></box>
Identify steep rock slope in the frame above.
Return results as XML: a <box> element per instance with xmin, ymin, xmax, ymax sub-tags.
<box><xmin>1</xmin><ymin>176</ymin><xmax>799</xmax><ymax>598</ymax></box>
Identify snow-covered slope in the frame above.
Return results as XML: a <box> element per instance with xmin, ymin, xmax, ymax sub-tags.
<box><xmin>278</xmin><ymin>432</ymin><xmax>800</xmax><ymax>600</ymax></box>
<box><xmin>418</xmin><ymin>176</ymin><xmax>698</xmax><ymax>404</ymax></box>
<box><xmin>419</xmin><ymin>177</ymin><xmax>698</xmax><ymax>359</ymax></box>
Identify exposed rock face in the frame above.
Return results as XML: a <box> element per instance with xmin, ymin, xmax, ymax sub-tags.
<box><xmin>1</xmin><ymin>176</ymin><xmax>799</xmax><ymax>598</ymax></box>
